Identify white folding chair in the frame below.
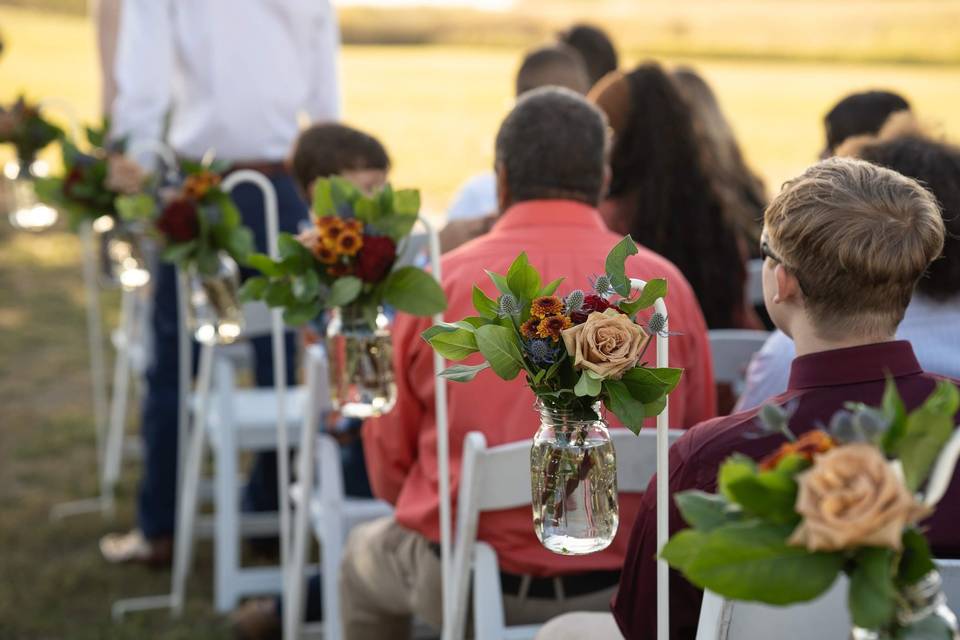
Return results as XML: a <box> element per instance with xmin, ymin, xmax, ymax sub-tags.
<box><xmin>696</xmin><ymin>559</ymin><xmax>960</xmax><ymax>640</ymax></box>
<box><xmin>450</xmin><ymin>428</ymin><xmax>685</xmax><ymax>640</ymax></box>
<box><xmin>707</xmin><ymin>330</ymin><xmax>769</xmax><ymax>399</ymax></box>
<box><xmin>745</xmin><ymin>259</ymin><xmax>764</xmax><ymax>308</ymax></box>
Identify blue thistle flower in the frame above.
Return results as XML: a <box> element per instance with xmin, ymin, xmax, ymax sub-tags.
<box><xmin>498</xmin><ymin>294</ymin><xmax>521</xmax><ymax>318</ymax></box>
<box><xmin>647</xmin><ymin>312</ymin><xmax>668</xmax><ymax>337</ymax></box>
<box><xmin>565</xmin><ymin>289</ymin><xmax>585</xmax><ymax>314</ymax></box>
<box><xmin>590</xmin><ymin>274</ymin><xmax>615</xmax><ymax>298</ymax></box>
<box><xmin>524</xmin><ymin>338</ymin><xmax>561</xmax><ymax>366</ymax></box>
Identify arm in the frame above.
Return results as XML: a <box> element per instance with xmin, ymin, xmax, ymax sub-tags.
<box><xmin>110</xmin><ymin>0</ymin><xmax>173</xmax><ymax>151</ymax></box>
<box><xmin>306</xmin><ymin>0</ymin><xmax>341</xmax><ymax>122</ymax></box>
<box><xmin>361</xmin><ymin>312</ymin><xmax>430</xmax><ymax>505</ymax></box>
<box><xmin>90</xmin><ymin>0</ymin><xmax>123</xmax><ymax>116</ymax></box>
<box><xmin>733</xmin><ymin>330</ymin><xmax>795</xmax><ymax>411</ymax></box>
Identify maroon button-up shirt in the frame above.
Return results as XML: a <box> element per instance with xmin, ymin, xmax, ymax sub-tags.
<box><xmin>611</xmin><ymin>340</ymin><xmax>960</xmax><ymax>640</ymax></box>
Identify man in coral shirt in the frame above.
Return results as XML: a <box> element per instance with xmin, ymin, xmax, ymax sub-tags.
<box><xmin>338</xmin><ymin>87</ymin><xmax>715</xmax><ymax>639</ymax></box>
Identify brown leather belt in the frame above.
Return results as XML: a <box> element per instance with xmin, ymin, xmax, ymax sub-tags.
<box><xmin>179</xmin><ymin>158</ymin><xmax>289</xmax><ymax>178</ymax></box>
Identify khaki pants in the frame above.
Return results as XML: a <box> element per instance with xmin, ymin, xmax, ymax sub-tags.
<box><xmin>339</xmin><ymin>517</ymin><xmax>617</xmax><ymax>640</ymax></box>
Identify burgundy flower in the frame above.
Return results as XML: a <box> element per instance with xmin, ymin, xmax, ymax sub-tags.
<box><xmin>157</xmin><ymin>198</ymin><xmax>199</xmax><ymax>242</ymax></box>
<box><xmin>571</xmin><ymin>294</ymin><xmax>612</xmax><ymax>324</ymax></box>
<box><xmin>354</xmin><ymin>235</ymin><xmax>396</xmax><ymax>283</ymax></box>
<box><xmin>62</xmin><ymin>166</ymin><xmax>87</xmax><ymax>201</ymax></box>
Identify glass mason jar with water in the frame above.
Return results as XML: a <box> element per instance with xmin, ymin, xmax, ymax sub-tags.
<box><xmin>530</xmin><ymin>401</ymin><xmax>618</xmax><ymax>555</ymax></box>
<box><xmin>185</xmin><ymin>251</ymin><xmax>244</xmax><ymax>345</ymax></box>
<box><xmin>92</xmin><ymin>215</ymin><xmax>151</xmax><ymax>289</ymax></box>
<box><xmin>851</xmin><ymin>571</ymin><xmax>960</xmax><ymax>640</ymax></box>
<box><xmin>2</xmin><ymin>158</ymin><xmax>59</xmax><ymax>232</ymax></box>
<box><xmin>326</xmin><ymin>305</ymin><xmax>397</xmax><ymax>419</ymax></box>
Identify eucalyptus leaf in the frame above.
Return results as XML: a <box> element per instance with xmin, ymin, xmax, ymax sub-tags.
<box><xmin>474</xmin><ymin>324</ymin><xmax>524</xmax><ymax>380</ymax></box>
<box><xmin>604</xmin><ymin>235</ymin><xmax>639</xmax><ymax>297</ymax></box>
<box><xmin>327</xmin><ymin>276</ymin><xmax>363</xmax><ymax>308</ymax></box>
<box><xmin>574</xmin><ymin>371</ymin><xmax>602</xmax><ymax>397</ymax></box>
<box><xmin>439</xmin><ymin>362</ymin><xmax>491</xmax><ymax>382</ymax></box>
<box><xmin>427</xmin><ymin>328</ymin><xmax>478</xmax><ymax>361</ymax></box>
<box><xmin>383</xmin><ymin>266</ymin><xmax>447</xmax><ymax>316</ymax></box>
<box><xmin>604</xmin><ymin>379</ymin><xmax>646</xmax><ymax>433</ymax></box>
<box><xmin>472</xmin><ymin>285</ymin><xmax>499</xmax><ymax>319</ymax></box>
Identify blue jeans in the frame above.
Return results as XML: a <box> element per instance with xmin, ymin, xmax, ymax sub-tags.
<box><xmin>137</xmin><ymin>171</ymin><xmax>307</xmax><ymax>539</ymax></box>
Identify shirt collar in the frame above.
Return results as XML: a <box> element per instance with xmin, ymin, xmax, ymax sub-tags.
<box><xmin>489</xmin><ymin>200</ymin><xmax>608</xmax><ymax>236</ymax></box>
<box><xmin>787</xmin><ymin>340</ymin><xmax>922</xmax><ymax>390</ymax></box>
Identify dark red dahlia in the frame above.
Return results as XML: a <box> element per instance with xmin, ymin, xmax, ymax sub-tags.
<box><xmin>157</xmin><ymin>198</ymin><xmax>199</xmax><ymax>243</ymax></box>
<box><xmin>354</xmin><ymin>235</ymin><xmax>397</xmax><ymax>283</ymax></box>
<box><xmin>62</xmin><ymin>166</ymin><xmax>88</xmax><ymax>201</ymax></box>
<box><xmin>571</xmin><ymin>294</ymin><xmax>612</xmax><ymax>324</ymax></box>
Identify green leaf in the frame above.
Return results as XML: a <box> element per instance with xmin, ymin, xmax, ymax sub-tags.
<box><xmin>382</xmin><ymin>266</ymin><xmax>447</xmax><ymax>316</ymax></box>
<box><xmin>264</xmin><ymin>280</ymin><xmax>295</xmax><ymax>307</ymax></box>
<box><xmin>896</xmin><ymin>614</ymin><xmax>957</xmax><ymax>639</ymax></box>
<box><xmin>506</xmin><ymin>252</ymin><xmax>541</xmax><ymax>300</ymax></box>
<box><xmin>279</xmin><ymin>233</ymin><xmax>310</xmax><ymax>259</ymax></box>
<box><xmin>161</xmin><ymin>240</ymin><xmax>197</xmax><ymax>265</ymax></box>
<box><xmin>438</xmin><ymin>362</ymin><xmax>491</xmax><ymax>382</ymax></box>
<box><xmin>619</xmin><ymin>278</ymin><xmax>669</xmax><ymax>316</ymax></box>
<box><xmin>474</xmin><ymin>324</ymin><xmax>524</xmax><ymax>380</ymax></box>
<box><xmin>881</xmin><ymin>377</ymin><xmax>908</xmax><ymax>454</ymax></box>
<box><xmin>661</xmin><ymin>529</ymin><xmax>709</xmax><ymax>572</ymax></box>
<box><xmin>675</xmin><ymin>491</ymin><xmax>737</xmax><ymax>532</ymax></box>
<box><xmin>246</xmin><ymin>252</ymin><xmax>283</xmax><ymax>277</ymax></box>
<box><xmin>574</xmin><ymin>370</ymin><xmax>602</xmax><ymax>397</ymax></box>
<box><xmin>619</xmin><ymin>367</ymin><xmax>673</xmax><ymax>403</ymax></box>
<box><xmin>678</xmin><ymin>520</ymin><xmax>844</xmax><ymax>605</ymax></box>
<box><xmin>539</xmin><ymin>277</ymin><xmax>564</xmax><ymax>297</ymax></box>
<box><xmin>427</xmin><ymin>328</ymin><xmax>478</xmax><ymax>361</ymax></box>
<box><xmin>354</xmin><ymin>197</ymin><xmax>379</xmax><ymax>224</ymax></box>
<box><xmin>849</xmin><ymin>547</ymin><xmax>896</xmax><ymax>629</ymax></box>
<box><xmin>326</xmin><ymin>276</ymin><xmax>363</xmax><ymax>308</ymax></box>
<box><xmin>724</xmin><ymin>467</ymin><xmax>800</xmax><ymax>524</ymax></box>
<box><xmin>472</xmin><ymin>285</ymin><xmax>499</xmax><ymax>319</ymax></box>
<box><xmin>485</xmin><ymin>270</ymin><xmax>512</xmax><ymax>297</ymax></box>
<box><xmin>292</xmin><ymin>269</ymin><xmax>321</xmax><ymax>302</ymax></box>
<box><xmin>393</xmin><ymin>189</ymin><xmax>421</xmax><ymax>216</ymax></box>
<box><xmin>604</xmin><ymin>379</ymin><xmax>646</xmax><ymax>433</ymax></box>
<box><xmin>371</xmin><ymin>212</ymin><xmax>418</xmax><ymax>241</ymax></box>
<box><xmin>312</xmin><ymin>179</ymin><xmax>336</xmax><ymax>216</ymax></box>
<box><xmin>238</xmin><ymin>276</ymin><xmax>269</xmax><ymax>302</ymax></box>
<box><xmin>643</xmin><ymin>396</ymin><xmax>667</xmax><ymax>418</ymax></box>
<box><xmin>718</xmin><ymin>455</ymin><xmax>757</xmax><ymax>502</ymax></box>
<box><xmin>897</xmin><ymin>528</ymin><xmax>937</xmax><ymax>588</ymax></box>
<box><xmin>225</xmin><ymin>226</ymin><xmax>254</xmax><ymax>261</ymax></box>
<box><xmin>329</xmin><ymin>175</ymin><xmax>361</xmax><ymax>207</ymax></box>
<box><xmin>894</xmin><ymin>381</ymin><xmax>960</xmax><ymax>490</ymax></box>
<box><xmin>604</xmin><ymin>235</ymin><xmax>639</xmax><ymax>297</ymax></box>
<box><xmin>115</xmin><ymin>193</ymin><xmax>156</xmax><ymax>221</ymax></box>
<box><xmin>283</xmin><ymin>301</ymin><xmax>322</xmax><ymax>326</ymax></box>
<box><xmin>421</xmin><ymin>322</ymin><xmax>462</xmax><ymax>342</ymax></box>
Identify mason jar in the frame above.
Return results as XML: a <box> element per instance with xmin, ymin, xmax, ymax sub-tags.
<box><xmin>92</xmin><ymin>215</ymin><xmax>151</xmax><ymax>289</ymax></box>
<box><xmin>530</xmin><ymin>401</ymin><xmax>618</xmax><ymax>555</ymax></box>
<box><xmin>326</xmin><ymin>305</ymin><xmax>397</xmax><ymax>419</ymax></box>
<box><xmin>2</xmin><ymin>159</ymin><xmax>58</xmax><ymax>232</ymax></box>
<box><xmin>852</xmin><ymin>571</ymin><xmax>959</xmax><ymax>639</ymax></box>
<box><xmin>185</xmin><ymin>251</ymin><xmax>244</xmax><ymax>345</ymax></box>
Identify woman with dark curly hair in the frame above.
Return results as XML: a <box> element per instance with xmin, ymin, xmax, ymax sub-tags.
<box><xmin>589</xmin><ymin>62</ymin><xmax>758</xmax><ymax>330</ymax></box>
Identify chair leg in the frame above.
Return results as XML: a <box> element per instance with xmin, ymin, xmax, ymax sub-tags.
<box><xmin>214</xmin><ymin>376</ymin><xmax>242</xmax><ymax>613</ymax></box>
<box><xmin>321</xmin><ymin>516</ymin><xmax>344</xmax><ymax>640</ymax></box>
<box><xmin>101</xmin><ymin>288</ymin><xmax>136</xmax><ymax>510</ymax></box>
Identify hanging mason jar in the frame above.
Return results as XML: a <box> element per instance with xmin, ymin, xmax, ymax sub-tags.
<box><xmin>530</xmin><ymin>401</ymin><xmax>618</xmax><ymax>555</ymax></box>
<box><xmin>851</xmin><ymin>571</ymin><xmax>959</xmax><ymax>639</ymax></box>
<box><xmin>92</xmin><ymin>215</ymin><xmax>151</xmax><ymax>289</ymax></box>
<box><xmin>185</xmin><ymin>251</ymin><xmax>244</xmax><ymax>345</ymax></box>
<box><xmin>326</xmin><ymin>305</ymin><xmax>397</xmax><ymax>419</ymax></box>
<box><xmin>2</xmin><ymin>159</ymin><xmax>58</xmax><ymax>232</ymax></box>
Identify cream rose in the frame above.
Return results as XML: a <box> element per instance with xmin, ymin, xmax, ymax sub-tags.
<box><xmin>788</xmin><ymin>443</ymin><xmax>929</xmax><ymax>552</ymax></box>
<box><xmin>105</xmin><ymin>154</ymin><xmax>147</xmax><ymax>195</ymax></box>
<box><xmin>561</xmin><ymin>308</ymin><xmax>650</xmax><ymax>380</ymax></box>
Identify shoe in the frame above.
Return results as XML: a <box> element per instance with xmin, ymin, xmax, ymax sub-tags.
<box><xmin>230</xmin><ymin>598</ymin><xmax>281</xmax><ymax>640</ymax></box>
<box><xmin>99</xmin><ymin>529</ymin><xmax>172</xmax><ymax>567</ymax></box>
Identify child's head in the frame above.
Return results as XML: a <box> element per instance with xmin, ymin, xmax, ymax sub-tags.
<box><xmin>762</xmin><ymin>157</ymin><xmax>944</xmax><ymax>342</ymax></box>
<box><xmin>291</xmin><ymin>123</ymin><xmax>391</xmax><ymax>197</ymax></box>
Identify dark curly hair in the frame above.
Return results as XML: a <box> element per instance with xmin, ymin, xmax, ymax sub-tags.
<box><xmin>857</xmin><ymin>136</ymin><xmax>960</xmax><ymax>301</ymax></box>
<box><xmin>608</xmin><ymin>62</ymin><xmax>746</xmax><ymax>329</ymax></box>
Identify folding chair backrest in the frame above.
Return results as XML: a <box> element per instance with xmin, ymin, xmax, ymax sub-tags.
<box><xmin>697</xmin><ymin>559</ymin><xmax>960</xmax><ymax>640</ymax></box>
<box><xmin>708</xmin><ymin>329</ymin><xmax>770</xmax><ymax>389</ymax></box>
<box><xmin>745</xmin><ymin>259</ymin><xmax>764</xmax><ymax>308</ymax></box>
<box><xmin>614</xmin><ymin>428</ymin><xmax>685</xmax><ymax>492</ymax></box>
<box><xmin>396</xmin><ymin>231</ymin><xmax>430</xmax><ymax>269</ymax></box>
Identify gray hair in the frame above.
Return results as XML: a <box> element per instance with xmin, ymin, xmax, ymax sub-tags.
<box><xmin>494</xmin><ymin>86</ymin><xmax>609</xmax><ymax>207</ymax></box>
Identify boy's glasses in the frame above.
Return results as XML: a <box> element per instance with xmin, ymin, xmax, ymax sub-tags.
<box><xmin>760</xmin><ymin>240</ymin><xmax>808</xmax><ymax>296</ymax></box>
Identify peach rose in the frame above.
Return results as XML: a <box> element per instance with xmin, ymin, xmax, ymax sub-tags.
<box><xmin>105</xmin><ymin>154</ymin><xmax>146</xmax><ymax>195</ymax></box>
<box><xmin>788</xmin><ymin>443</ymin><xmax>929</xmax><ymax>552</ymax></box>
<box><xmin>561</xmin><ymin>308</ymin><xmax>650</xmax><ymax>380</ymax></box>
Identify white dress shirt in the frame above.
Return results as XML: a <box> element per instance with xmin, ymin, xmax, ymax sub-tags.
<box><xmin>736</xmin><ymin>293</ymin><xmax>960</xmax><ymax>411</ymax></box>
<box><xmin>112</xmin><ymin>0</ymin><xmax>340</xmax><ymax>161</ymax></box>
<box><xmin>446</xmin><ymin>170</ymin><xmax>497</xmax><ymax>221</ymax></box>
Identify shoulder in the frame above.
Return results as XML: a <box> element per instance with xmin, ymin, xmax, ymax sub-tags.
<box><xmin>674</xmin><ymin>406</ymin><xmax>764</xmax><ymax>467</ymax></box>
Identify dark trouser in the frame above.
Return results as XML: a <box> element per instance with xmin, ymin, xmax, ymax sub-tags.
<box><xmin>137</xmin><ymin>171</ymin><xmax>307</xmax><ymax>539</ymax></box>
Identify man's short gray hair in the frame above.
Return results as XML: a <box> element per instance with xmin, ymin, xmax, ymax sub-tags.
<box><xmin>494</xmin><ymin>87</ymin><xmax>609</xmax><ymax>207</ymax></box>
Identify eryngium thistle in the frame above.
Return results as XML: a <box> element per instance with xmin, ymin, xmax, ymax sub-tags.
<box><xmin>647</xmin><ymin>312</ymin><xmax>668</xmax><ymax>337</ymax></box>
<box><xmin>523</xmin><ymin>338</ymin><xmax>560</xmax><ymax>366</ymax></box>
<box><xmin>565</xmin><ymin>289</ymin><xmax>585</xmax><ymax>314</ymax></box>
<box><xmin>498</xmin><ymin>294</ymin><xmax>521</xmax><ymax>318</ymax></box>
<box><xmin>591</xmin><ymin>274</ymin><xmax>615</xmax><ymax>298</ymax></box>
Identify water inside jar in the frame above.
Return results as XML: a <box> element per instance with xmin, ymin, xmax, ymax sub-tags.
<box><xmin>327</xmin><ymin>329</ymin><xmax>396</xmax><ymax>419</ymax></box>
<box><xmin>531</xmin><ymin>426</ymin><xmax>618</xmax><ymax>555</ymax></box>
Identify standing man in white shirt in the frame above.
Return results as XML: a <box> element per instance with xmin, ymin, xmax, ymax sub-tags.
<box><xmin>100</xmin><ymin>0</ymin><xmax>341</xmax><ymax>565</ymax></box>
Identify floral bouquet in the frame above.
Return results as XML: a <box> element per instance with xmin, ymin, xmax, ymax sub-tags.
<box><xmin>241</xmin><ymin>176</ymin><xmax>446</xmax><ymax>417</ymax></box>
<box><xmin>423</xmin><ymin>236</ymin><xmax>682</xmax><ymax>554</ymax></box>
<box><xmin>662</xmin><ymin>381</ymin><xmax>960</xmax><ymax>638</ymax></box>
<box><xmin>0</xmin><ymin>95</ymin><xmax>63</xmax><ymax>169</ymax></box>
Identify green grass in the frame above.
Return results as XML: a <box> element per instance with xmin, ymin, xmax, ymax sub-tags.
<box><xmin>2</xmin><ymin>3</ymin><xmax>960</xmax><ymax>637</ymax></box>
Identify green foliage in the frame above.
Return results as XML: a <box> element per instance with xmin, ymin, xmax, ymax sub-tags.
<box><xmin>383</xmin><ymin>266</ymin><xmax>447</xmax><ymax>316</ymax></box>
<box><xmin>619</xmin><ymin>278</ymin><xmax>668</xmax><ymax>316</ymax></box>
<box><xmin>889</xmin><ymin>380</ymin><xmax>960</xmax><ymax>490</ymax></box>
<box><xmin>675</xmin><ymin>491</ymin><xmax>739</xmax><ymax>531</ymax></box>
<box><xmin>849</xmin><ymin>548</ymin><xmax>897</xmax><ymax>629</ymax></box>
<box><xmin>472</xmin><ymin>285</ymin><xmax>499</xmax><ymax>319</ymax></box>
<box><xmin>425</xmin><ymin>326</ymin><xmax>478</xmax><ymax>361</ymax></box>
<box><xmin>474</xmin><ymin>324</ymin><xmax>524</xmax><ymax>380</ymax></box>
<box><xmin>604</xmin><ymin>379</ymin><xmax>647</xmax><ymax>432</ymax></box>
<box><xmin>438</xmin><ymin>362</ymin><xmax>491</xmax><ymax>382</ymax></box>
<box><xmin>721</xmin><ymin>462</ymin><xmax>800</xmax><ymax>525</ymax></box>
<box><xmin>574</xmin><ymin>371</ymin><xmax>601</xmax><ymax>397</ymax></box>
<box><xmin>604</xmin><ymin>235</ymin><xmax>638</xmax><ymax>297</ymax></box>
<box><xmin>506</xmin><ymin>252</ymin><xmax>541</xmax><ymax>301</ymax></box>
<box><xmin>114</xmin><ymin>193</ymin><xmax>155</xmax><ymax>221</ymax></box>
<box><xmin>897</xmin><ymin>528</ymin><xmax>937</xmax><ymax>588</ymax></box>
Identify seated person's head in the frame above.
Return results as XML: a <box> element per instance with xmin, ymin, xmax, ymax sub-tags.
<box><xmin>762</xmin><ymin>157</ymin><xmax>944</xmax><ymax>344</ymax></box>
<box><xmin>515</xmin><ymin>44</ymin><xmax>590</xmax><ymax>97</ymax></box>
<box><xmin>557</xmin><ymin>23</ymin><xmax>618</xmax><ymax>88</ymax></box>
<box><xmin>290</xmin><ymin>123</ymin><xmax>390</xmax><ymax>197</ymax></box>
<box><xmin>494</xmin><ymin>87</ymin><xmax>608</xmax><ymax>212</ymax></box>
<box><xmin>856</xmin><ymin>136</ymin><xmax>960</xmax><ymax>303</ymax></box>
<box><xmin>822</xmin><ymin>90</ymin><xmax>910</xmax><ymax>157</ymax></box>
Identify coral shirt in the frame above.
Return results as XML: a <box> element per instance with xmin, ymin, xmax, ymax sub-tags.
<box><xmin>362</xmin><ymin>200</ymin><xmax>716</xmax><ymax>576</ymax></box>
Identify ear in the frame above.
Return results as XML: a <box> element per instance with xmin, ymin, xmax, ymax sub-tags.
<box><xmin>774</xmin><ymin>264</ymin><xmax>803</xmax><ymax>304</ymax></box>
<box><xmin>495</xmin><ymin>162</ymin><xmax>510</xmax><ymax>214</ymax></box>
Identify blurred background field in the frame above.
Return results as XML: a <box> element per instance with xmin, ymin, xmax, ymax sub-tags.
<box><xmin>2</xmin><ymin>1</ymin><xmax>960</xmax><ymax>637</ymax></box>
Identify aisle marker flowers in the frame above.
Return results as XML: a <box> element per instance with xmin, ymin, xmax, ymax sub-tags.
<box><xmin>0</xmin><ymin>95</ymin><xmax>63</xmax><ymax>168</ymax></box>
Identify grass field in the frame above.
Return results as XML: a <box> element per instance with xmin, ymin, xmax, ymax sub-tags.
<box><xmin>2</xmin><ymin>3</ymin><xmax>960</xmax><ymax>637</ymax></box>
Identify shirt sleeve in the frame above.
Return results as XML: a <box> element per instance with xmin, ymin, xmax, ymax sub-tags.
<box><xmin>306</xmin><ymin>0</ymin><xmax>341</xmax><ymax>122</ymax></box>
<box><xmin>734</xmin><ymin>329</ymin><xmax>795</xmax><ymax>411</ymax></box>
<box><xmin>361</xmin><ymin>311</ymin><xmax>431</xmax><ymax>505</ymax></box>
<box><xmin>110</xmin><ymin>0</ymin><xmax>174</xmax><ymax>153</ymax></box>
